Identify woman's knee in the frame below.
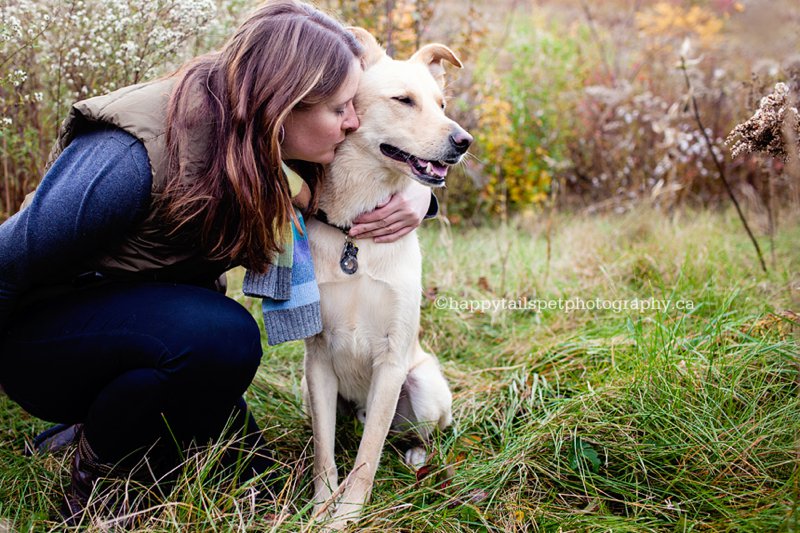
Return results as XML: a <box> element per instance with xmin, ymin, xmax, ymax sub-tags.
<box><xmin>163</xmin><ymin>292</ymin><xmax>262</xmax><ymax>387</ymax></box>
<box><xmin>212</xmin><ymin>299</ymin><xmax>263</xmax><ymax>375</ymax></box>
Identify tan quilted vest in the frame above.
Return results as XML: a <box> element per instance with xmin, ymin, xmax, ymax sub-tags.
<box><xmin>23</xmin><ymin>78</ymin><xmax>229</xmax><ymax>285</ymax></box>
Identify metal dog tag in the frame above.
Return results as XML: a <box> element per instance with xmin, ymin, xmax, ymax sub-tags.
<box><xmin>339</xmin><ymin>238</ymin><xmax>359</xmax><ymax>275</ymax></box>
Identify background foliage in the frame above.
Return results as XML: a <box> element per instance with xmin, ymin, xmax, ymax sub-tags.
<box><xmin>2</xmin><ymin>0</ymin><xmax>799</xmax><ymax>221</ymax></box>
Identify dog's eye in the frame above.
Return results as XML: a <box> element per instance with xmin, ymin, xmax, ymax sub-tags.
<box><xmin>392</xmin><ymin>96</ymin><xmax>414</xmax><ymax>106</ymax></box>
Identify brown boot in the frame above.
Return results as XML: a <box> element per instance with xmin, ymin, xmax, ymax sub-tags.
<box><xmin>61</xmin><ymin>431</ymin><xmax>176</xmax><ymax>526</ymax></box>
<box><xmin>61</xmin><ymin>431</ymin><xmax>122</xmax><ymax>526</ymax></box>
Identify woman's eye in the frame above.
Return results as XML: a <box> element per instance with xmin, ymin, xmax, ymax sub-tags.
<box><xmin>392</xmin><ymin>96</ymin><xmax>414</xmax><ymax>106</ymax></box>
<box><xmin>335</xmin><ymin>108</ymin><xmax>346</xmax><ymax>115</ymax></box>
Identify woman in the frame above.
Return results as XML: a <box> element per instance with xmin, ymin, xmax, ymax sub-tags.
<box><xmin>0</xmin><ymin>0</ymin><xmax>435</xmax><ymax>521</ymax></box>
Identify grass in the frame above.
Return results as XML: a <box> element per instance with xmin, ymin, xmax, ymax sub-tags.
<box><xmin>1</xmin><ymin>207</ymin><xmax>798</xmax><ymax>532</ymax></box>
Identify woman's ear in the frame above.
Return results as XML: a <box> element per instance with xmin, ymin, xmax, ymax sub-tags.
<box><xmin>348</xmin><ymin>27</ymin><xmax>386</xmax><ymax>68</ymax></box>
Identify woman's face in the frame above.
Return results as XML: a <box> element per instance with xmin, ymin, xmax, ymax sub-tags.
<box><xmin>281</xmin><ymin>58</ymin><xmax>361</xmax><ymax>164</ymax></box>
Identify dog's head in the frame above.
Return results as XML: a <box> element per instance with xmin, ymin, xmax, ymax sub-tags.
<box><xmin>345</xmin><ymin>27</ymin><xmax>473</xmax><ymax>188</ymax></box>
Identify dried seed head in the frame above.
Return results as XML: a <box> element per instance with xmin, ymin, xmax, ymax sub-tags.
<box><xmin>726</xmin><ymin>82</ymin><xmax>800</xmax><ymax>161</ymax></box>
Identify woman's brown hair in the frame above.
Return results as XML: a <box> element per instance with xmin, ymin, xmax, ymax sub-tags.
<box><xmin>160</xmin><ymin>0</ymin><xmax>363</xmax><ymax>272</ymax></box>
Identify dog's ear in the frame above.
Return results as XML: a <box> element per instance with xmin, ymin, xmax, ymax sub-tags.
<box><xmin>410</xmin><ymin>44</ymin><xmax>463</xmax><ymax>88</ymax></box>
<box><xmin>349</xmin><ymin>27</ymin><xmax>386</xmax><ymax>69</ymax></box>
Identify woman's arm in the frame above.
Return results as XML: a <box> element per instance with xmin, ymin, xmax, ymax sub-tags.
<box><xmin>0</xmin><ymin>128</ymin><xmax>151</xmax><ymax>333</ymax></box>
<box><xmin>348</xmin><ymin>181</ymin><xmax>438</xmax><ymax>243</ymax></box>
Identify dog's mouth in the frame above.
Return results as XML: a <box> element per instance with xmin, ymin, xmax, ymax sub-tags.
<box><xmin>380</xmin><ymin>144</ymin><xmax>449</xmax><ymax>187</ymax></box>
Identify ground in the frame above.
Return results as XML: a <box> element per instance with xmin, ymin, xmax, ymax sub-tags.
<box><xmin>1</xmin><ymin>208</ymin><xmax>798</xmax><ymax>532</ymax></box>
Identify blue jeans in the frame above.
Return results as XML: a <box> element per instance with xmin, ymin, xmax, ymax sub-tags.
<box><xmin>0</xmin><ymin>281</ymin><xmax>268</xmax><ymax>471</ymax></box>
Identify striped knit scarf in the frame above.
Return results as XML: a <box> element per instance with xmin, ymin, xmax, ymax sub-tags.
<box><xmin>241</xmin><ymin>165</ymin><xmax>322</xmax><ymax>345</ymax></box>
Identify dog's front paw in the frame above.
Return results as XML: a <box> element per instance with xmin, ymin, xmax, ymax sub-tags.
<box><xmin>326</xmin><ymin>500</ymin><xmax>363</xmax><ymax>531</ymax></box>
<box><xmin>312</xmin><ymin>501</ymin><xmax>333</xmax><ymax>522</ymax></box>
<box><xmin>404</xmin><ymin>446</ymin><xmax>428</xmax><ymax>470</ymax></box>
<box><xmin>312</xmin><ymin>481</ymin><xmax>339</xmax><ymax>520</ymax></box>
<box><xmin>312</xmin><ymin>493</ymin><xmax>340</xmax><ymax>524</ymax></box>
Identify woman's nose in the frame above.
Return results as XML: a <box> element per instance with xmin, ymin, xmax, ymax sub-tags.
<box><xmin>344</xmin><ymin>103</ymin><xmax>359</xmax><ymax>132</ymax></box>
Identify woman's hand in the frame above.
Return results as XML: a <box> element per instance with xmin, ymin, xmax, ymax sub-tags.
<box><xmin>349</xmin><ymin>182</ymin><xmax>433</xmax><ymax>243</ymax></box>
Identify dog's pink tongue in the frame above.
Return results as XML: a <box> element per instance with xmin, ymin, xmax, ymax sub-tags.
<box><xmin>430</xmin><ymin>162</ymin><xmax>448</xmax><ymax>178</ymax></box>
<box><xmin>411</xmin><ymin>156</ymin><xmax>449</xmax><ymax>179</ymax></box>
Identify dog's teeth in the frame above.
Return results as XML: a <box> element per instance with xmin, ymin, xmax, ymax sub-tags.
<box><xmin>425</xmin><ymin>161</ymin><xmax>433</xmax><ymax>174</ymax></box>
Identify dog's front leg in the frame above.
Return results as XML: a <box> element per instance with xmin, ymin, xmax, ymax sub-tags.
<box><xmin>328</xmin><ymin>362</ymin><xmax>406</xmax><ymax>528</ymax></box>
<box><xmin>305</xmin><ymin>349</ymin><xmax>340</xmax><ymax>518</ymax></box>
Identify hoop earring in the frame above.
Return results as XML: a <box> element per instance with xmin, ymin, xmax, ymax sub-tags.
<box><xmin>278</xmin><ymin>125</ymin><xmax>285</xmax><ymax>144</ymax></box>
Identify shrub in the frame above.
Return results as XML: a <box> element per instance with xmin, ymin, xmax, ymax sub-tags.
<box><xmin>0</xmin><ymin>0</ymin><xmax>232</xmax><ymax>219</ymax></box>
<box><xmin>319</xmin><ymin>0</ymin><xmax>434</xmax><ymax>59</ymax></box>
<box><xmin>441</xmin><ymin>12</ymin><xmax>594</xmax><ymax>218</ymax></box>
<box><xmin>554</xmin><ymin>0</ymin><xmax>797</xmax><ymax>212</ymax></box>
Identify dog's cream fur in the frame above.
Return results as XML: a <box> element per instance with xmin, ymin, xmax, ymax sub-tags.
<box><xmin>301</xmin><ymin>28</ymin><xmax>471</xmax><ymax>528</ymax></box>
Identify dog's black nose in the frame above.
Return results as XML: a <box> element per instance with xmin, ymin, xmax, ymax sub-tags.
<box><xmin>449</xmin><ymin>128</ymin><xmax>473</xmax><ymax>154</ymax></box>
